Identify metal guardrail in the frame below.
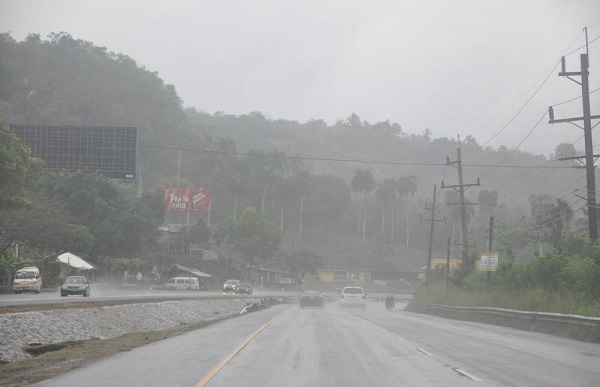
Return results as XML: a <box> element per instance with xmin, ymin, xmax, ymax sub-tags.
<box><xmin>423</xmin><ymin>304</ymin><xmax>600</xmax><ymax>327</ymax></box>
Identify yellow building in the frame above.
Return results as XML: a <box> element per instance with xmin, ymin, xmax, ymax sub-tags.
<box><xmin>430</xmin><ymin>258</ymin><xmax>461</xmax><ymax>270</ymax></box>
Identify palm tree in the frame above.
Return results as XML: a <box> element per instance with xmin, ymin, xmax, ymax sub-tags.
<box><xmin>351</xmin><ymin>168</ymin><xmax>376</xmax><ymax>250</ymax></box>
<box><xmin>396</xmin><ymin>175</ymin><xmax>417</xmax><ymax>246</ymax></box>
<box><xmin>375</xmin><ymin>178</ymin><xmax>398</xmax><ymax>239</ymax></box>
<box><xmin>285</xmin><ymin>153</ymin><xmax>305</xmax><ymax>177</ymax></box>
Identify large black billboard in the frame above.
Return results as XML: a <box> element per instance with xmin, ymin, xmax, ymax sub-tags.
<box><xmin>9</xmin><ymin>124</ymin><xmax>137</xmax><ymax>180</ymax></box>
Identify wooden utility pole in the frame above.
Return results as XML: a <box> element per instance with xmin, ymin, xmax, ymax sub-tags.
<box><xmin>442</xmin><ymin>136</ymin><xmax>480</xmax><ymax>258</ymax></box>
<box><xmin>446</xmin><ymin>236</ymin><xmax>451</xmax><ymax>287</ymax></box>
<box><xmin>487</xmin><ymin>216</ymin><xmax>494</xmax><ymax>290</ymax></box>
<box><xmin>421</xmin><ymin>185</ymin><xmax>444</xmax><ymax>285</ymax></box>
<box><xmin>549</xmin><ymin>28</ymin><xmax>600</xmax><ymax>241</ymax></box>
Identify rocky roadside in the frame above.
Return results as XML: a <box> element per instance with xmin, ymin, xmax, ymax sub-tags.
<box><xmin>0</xmin><ymin>298</ymin><xmax>251</xmax><ymax>364</ymax></box>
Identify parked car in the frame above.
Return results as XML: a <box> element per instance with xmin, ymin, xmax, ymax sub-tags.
<box><xmin>236</xmin><ymin>283</ymin><xmax>253</xmax><ymax>295</ymax></box>
<box><xmin>299</xmin><ymin>290</ymin><xmax>325</xmax><ymax>308</ymax></box>
<box><xmin>339</xmin><ymin>286</ymin><xmax>366</xmax><ymax>308</ymax></box>
<box><xmin>61</xmin><ymin>276</ymin><xmax>90</xmax><ymax>297</ymax></box>
<box><xmin>13</xmin><ymin>266</ymin><xmax>42</xmax><ymax>294</ymax></box>
<box><xmin>223</xmin><ymin>279</ymin><xmax>241</xmax><ymax>293</ymax></box>
<box><xmin>164</xmin><ymin>277</ymin><xmax>200</xmax><ymax>290</ymax></box>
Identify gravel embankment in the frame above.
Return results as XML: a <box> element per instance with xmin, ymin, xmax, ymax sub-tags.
<box><xmin>0</xmin><ymin>299</ymin><xmax>250</xmax><ymax>363</ymax></box>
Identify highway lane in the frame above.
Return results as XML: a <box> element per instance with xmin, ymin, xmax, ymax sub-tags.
<box><xmin>33</xmin><ymin>300</ymin><xmax>600</xmax><ymax>386</ymax></box>
<box><xmin>0</xmin><ymin>286</ymin><xmax>410</xmax><ymax>308</ymax></box>
<box><xmin>0</xmin><ymin>286</ymin><xmax>266</xmax><ymax>307</ymax></box>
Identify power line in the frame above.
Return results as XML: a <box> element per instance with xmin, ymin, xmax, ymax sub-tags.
<box><xmin>476</xmin><ymin>61</ymin><xmax>560</xmax><ymax>150</ymax></box>
<box><xmin>463</xmin><ymin>29</ymin><xmax>597</xmax><ymax>159</ymax></box>
<box><xmin>493</xmin><ymin>201</ymin><xmax>586</xmax><ymax>234</ymax></box>
<box><xmin>463</xmin><ymin>30</ymin><xmax>590</xmax><ymax>142</ymax></box>
<box><xmin>564</xmin><ymin>34</ymin><xmax>600</xmax><ymax>57</ymax></box>
<box><xmin>480</xmin><ymin>111</ymin><xmax>548</xmax><ymax>180</ymax></box>
<box><xmin>139</xmin><ymin>143</ymin><xmax>573</xmax><ymax>169</ymax></box>
<box><xmin>551</xmin><ymin>86</ymin><xmax>600</xmax><ymax>107</ymax></box>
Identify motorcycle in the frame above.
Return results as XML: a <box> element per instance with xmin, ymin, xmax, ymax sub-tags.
<box><xmin>385</xmin><ymin>295</ymin><xmax>395</xmax><ymax>310</ymax></box>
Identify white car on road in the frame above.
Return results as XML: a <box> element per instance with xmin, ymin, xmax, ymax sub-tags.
<box><xmin>339</xmin><ymin>286</ymin><xmax>366</xmax><ymax>308</ymax></box>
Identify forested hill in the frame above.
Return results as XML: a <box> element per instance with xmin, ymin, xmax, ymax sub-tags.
<box><xmin>1</xmin><ymin>33</ymin><xmax>572</xmax><ymax>204</ymax></box>
<box><xmin>1</xmin><ymin>33</ymin><xmax>582</xmax><ymax>268</ymax></box>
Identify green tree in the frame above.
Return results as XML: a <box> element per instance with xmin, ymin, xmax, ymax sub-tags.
<box><xmin>37</xmin><ymin>171</ymin><xmax>162</xmax><ymax>258</ymax></box>
<box><xmin>303</xmin><ymin>174</ymin><xmax>351</xmax><ymax>227</ymax></box>
<box><xmin>529</xmin><ymin>198</ymin><xmax>574</xmax><ymax>253</ymax></box>
<box><xmin>284</xmin><ymin>248</ymin><xmax>325</xmax><ymax>290</ymax></box>
<box><xmin>187</xmin><ymin>217</ymin><xmax>210</xmax><ymax>247</ymax></box>
<box><xmin>0</xmin><ymin>122</ymin><xmax>42</xmax><ymax>210</ymax></box>
<box><xmin>213</xmin><ymin>217</ymin><xmax>237</xmax><ymax>274</ymax></box>
<box><xmin>231</xmin><ymin>207</ymin><xmax>282</xmax><ymax>267</ymax></box>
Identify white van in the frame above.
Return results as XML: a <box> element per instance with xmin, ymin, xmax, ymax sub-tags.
<box><xmin>164</xmin><ymin>277</ymin><xmax>200</xmax><ymax>291</ymax></box>
<box><xmin>13</xmin><ymin>266</ymin><xmax>42</xmax><ymax>294</ymax></box>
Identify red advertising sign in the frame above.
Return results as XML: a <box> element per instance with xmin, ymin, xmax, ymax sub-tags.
<box><xmin>164</xmin><ymin>188</ymin><xmax>212</xmax><ymax>212</ymax></box>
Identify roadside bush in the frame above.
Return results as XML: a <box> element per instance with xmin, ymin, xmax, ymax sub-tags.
<box><xmin>528</xmin><ymin>253</ymin><xmax>570</xmax><ymax>293</ymax></box>
<box><xmin>559</xmin><ymin>257</ymin><xmax>600</xmax><ymax>299</ymax></box>
<box><xmin>493</xmin><ymin>260</ymin><xmax>534</xmax><ymax>291</ymax></box>
<box><xmin>449</xmin><ymin>253</ymin><xmax>477</xmax><ymax>288</ymax></box>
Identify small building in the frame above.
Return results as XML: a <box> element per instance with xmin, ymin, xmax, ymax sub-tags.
<box><xmin>247</xmin><ymin>266</ymin><xmax>298</xmax><ymax>291</ymax></box>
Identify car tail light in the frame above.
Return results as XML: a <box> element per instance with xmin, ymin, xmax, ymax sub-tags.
<box><xmin>340</xmin><ymin>294</ymin><xmax>344</xmax><ymax>299</ymax></box>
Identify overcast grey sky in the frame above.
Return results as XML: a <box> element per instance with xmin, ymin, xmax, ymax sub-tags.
<box><xmin>1</xmin><ymin>0</ymin><xmax>599</xmax><ymax>156</ymax></box>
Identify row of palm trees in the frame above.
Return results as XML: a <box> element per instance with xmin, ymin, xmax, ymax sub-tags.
<box><xmin>351</xmin><ymin>168</ymin><xmax>417</xmax><ymax>249</ymax></box>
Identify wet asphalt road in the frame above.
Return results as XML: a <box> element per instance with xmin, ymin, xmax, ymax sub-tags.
<box><xmin>33</xmin><ymin>300</ymin><xmax>600</xmax><ymax>387</ymax></box>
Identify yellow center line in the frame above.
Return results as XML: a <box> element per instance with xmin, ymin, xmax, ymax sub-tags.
<box><xmin>195</xmin><ymin>309</ymin><xmax>286</xmax><ymax>387</ymax></box>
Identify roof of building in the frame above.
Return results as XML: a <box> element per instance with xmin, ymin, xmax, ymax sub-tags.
<box><xmin>57</xmin><ymin>252</ymin><xmax>95</xmax><ymax>270</ymax></box>
<box><xmin>174</xmin><ymin>263</ymin><xmax>211</xmax><ymax>277</ymax></box>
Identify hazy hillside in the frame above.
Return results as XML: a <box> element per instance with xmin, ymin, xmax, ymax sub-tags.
<box><xmin>1</xmin><ymin>33</ymin><xmax>585</xmax><ymax>270</ymax></box>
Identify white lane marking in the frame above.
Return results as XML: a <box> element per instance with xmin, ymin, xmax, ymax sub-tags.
<box><xmin>395</xmin><ymin>335</ymin><xmax>407</xmax><ymax>342</ymax></box>
<box><xmin>454</xmin><ymin>368</ymin><xmax>484</xmax><ymax>382</ymax></box>
<box><xmin>417</xmin><ymin>348</ymin><xmax>433</xmax><ymax>356</ymax></box>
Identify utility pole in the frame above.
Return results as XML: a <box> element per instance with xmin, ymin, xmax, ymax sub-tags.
<box><xmin>446</xmin><ymin>236</ymin><xmax>451</xmax><ymax>287</ymax></box>
<box><xmin>421</xmin><ymin>184</ymin><xmax>445</xmax><ymax>285</ymax></box>
<box><xmin>549</xmin><ymin>28</ymin><xmax>600</xmax><ymax>241</ymax></box>
<box><xmin>487</xmin><ymin>216</ymin><xmax>494</xmax><ymax>290</ymax></box>
<box><xmin>442</xmin><ymin>136</ymin><xmax>480</xmax><ymax>258</ymax></box>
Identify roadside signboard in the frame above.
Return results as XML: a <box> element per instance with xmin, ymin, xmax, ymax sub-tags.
<box><xmin>164</xmin><ymin>187</ymin><xmax>211</xmax><ymax>212</ymax></box>
<box><xmin>480</xmin><ymin>252</ymin><xmax>498</xmax><ymax>271</ymax></box>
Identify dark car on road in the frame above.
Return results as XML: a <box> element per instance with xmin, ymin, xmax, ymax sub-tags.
<box><xmin>236</xmin><ymin>283</ymin><xmax>253</xmax><ymax>295</ymax></box>
<box><xmin>299</xmin><ymin>290</ymin><xmax>325</xmax><ymax>308</ymax></box>
<box><xmin>61</xmin><ymin>276</ymin><xmax>90</xmax><ymax>297</ymax></box>
<box><xmin>223</xmin><ymin>279</ymin><xmax>241</xmax><ymax>293</ymax></box>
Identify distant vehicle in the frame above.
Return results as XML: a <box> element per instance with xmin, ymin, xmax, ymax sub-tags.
<box><xmin>164</xmin><ymin>277</ymin><xmax>200</xmax><ymax>291</ymax></box>
<box><xmin>223</xmin><ymin>279</ymin><xmax>241</xmax><ymax>293</ymax></box>
<box><xmin>13</xmin><ymin>266</ymin><xmax>42</xmax><ymax>294</ymax></box>
<box><xmin>236</xmin><ymin>283</ymin><xmax>253</xmax><ymax>295</ymax></box>
<box><xmin>299</xmin><ymin>290</ymin><xmax>325</xmax><ymax>308</ymax></box>
<box><xmin>339</xmin><ymin>286</ymin><xmax>366</xmax><ymax>308</ymax></box>
<box><xmin>61</xmin><ymin>276</ymin><xmax>90</xmax><ymax>297</ymax></box>
<box><xmin>385</xmin><ymin>295</ymin><xmax>395</xmax><ymax>310</ymax></box>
